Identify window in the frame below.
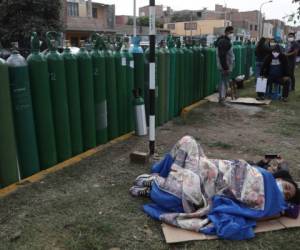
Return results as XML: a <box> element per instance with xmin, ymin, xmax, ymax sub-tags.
<box><xmin>167</xmin><ymin>23</ymin><xmax>175</xmax><ymax>30</ymax></box>
<box><xmin>92</xmin><ymin>8</ymin><xmax>97</xmax><ymax>18</ymax></box>
<box><xmin>184</xmin><ymin>22</ymin><xmax>197</xmax><ymax>31</ymax></box>
<box><xmin>255</xmin><ymin>25</ymin><xmax>258</xmax><ymax>31</ymax></box>
<box><xmin>67</xmin><ymin>2</ymin><xmax>79</xmax><ymax>17</ymax></box>
<box><xmin>250</xmin><ymin>24</ymin><xmax>253</xmax><ymax>31</ymax></box>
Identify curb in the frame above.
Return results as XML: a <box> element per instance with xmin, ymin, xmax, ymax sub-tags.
<box><xmin>0</xmin><ymin>132</ymin><xmax>134</xmax><ymax>198</ymax></box>
<box><xmin>180</xmin><ymin>100</ymin><xmax>208</xmax><ymax>119</ymax></box>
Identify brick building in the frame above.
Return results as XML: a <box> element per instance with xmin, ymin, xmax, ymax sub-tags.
<box><xmin>63</xmin><ymin>0</ymin><xmax>115</xmax><ymax>46</ymax></box>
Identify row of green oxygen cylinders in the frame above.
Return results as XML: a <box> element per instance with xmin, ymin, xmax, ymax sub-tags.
<box><xmin>0</xmin><ymin>32</ymin><xmax>255</xmax><ymax>187</ymax></box>
<box><xmin>0</xmin><ymin>32</ymin><xmax>140</xmax><ymax>187</ymax></box>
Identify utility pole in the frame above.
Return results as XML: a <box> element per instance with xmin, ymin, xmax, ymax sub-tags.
<box><xmin>133</xmin><ymin>0</ymin><xmax>137</xmax><ymax>37</ymax></box>
<box><xmin>258</xmin><ymin>0</ymin><xmax>273</xmax><ymax>40</ymax></box>
<box><xmin>149</xmin><ymin>0</ymin><xmax>156</xmax><ymax>155</ymax></box>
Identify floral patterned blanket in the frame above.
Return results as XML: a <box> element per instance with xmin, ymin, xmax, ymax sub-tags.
<box><xmin>152</xmin><ymin>136</ymin><xmax>266</xmax><ymax>232</ymax></box>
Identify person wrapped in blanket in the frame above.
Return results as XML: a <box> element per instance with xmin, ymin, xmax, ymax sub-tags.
<box><xmin>129</xmin><ymin>136</ymin><xmax>300</xmax><ymax>240</ymax></box>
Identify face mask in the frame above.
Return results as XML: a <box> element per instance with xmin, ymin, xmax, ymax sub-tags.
<box><xmin>276</xmin><ymin>180</ymin><xmax>284</xmax><ymax>194</ymax></box>
<box><xmin>228</xmin><ymin>33</ymin><xmax>234</xmax><ymax>40</ymax></box>
<box><xmin>288</xmin><ymin>37</ymin><xmax>295</xmax><ymax>42</ymax></box>
<box><xmin>272</xmin><ymin>52</ymin><xmax>280</xmax><ymax>58</ymax></box>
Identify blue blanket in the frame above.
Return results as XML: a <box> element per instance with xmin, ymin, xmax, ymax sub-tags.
<box><xmin>143</xmin><ymin>154</ymin><xmax>287</xmax><ymax>240</ymax></box>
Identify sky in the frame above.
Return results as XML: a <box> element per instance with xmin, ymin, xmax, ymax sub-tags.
<box><xmin>95</xmin><ymin>0</ymin><xmax>299</xmax><ymax>25</ymax></box>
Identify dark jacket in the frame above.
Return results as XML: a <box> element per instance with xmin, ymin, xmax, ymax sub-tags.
<box><xmin>216</xmin><ymin>35</ymin><xmax>232</xmax><ymax>71</ymax></box>
<box><xmin>260</xmin><ymin>53</ymin><xmax>290</xmax><ymax>77</ymax></box>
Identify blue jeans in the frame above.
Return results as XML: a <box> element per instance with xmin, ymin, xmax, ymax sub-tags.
<box><xmin>219</xmin><ymin>72</ymin><xmax>229</xmax><ymax>100</ymax></box>
<box><xmin>256</xmin><ymin>61</ymin><xmax>263</xmax><ymax>78</ymax></box>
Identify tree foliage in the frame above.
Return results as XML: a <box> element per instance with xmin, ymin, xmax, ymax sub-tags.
<box><xmin>0</xmin><ymin>0</ymin><xmax>64</xmax><ymax>49</ymax></box>
<box><xmin>126</xmin><ymin>16</ymin><xmax>163</xmax><ymax>28</ymax></box>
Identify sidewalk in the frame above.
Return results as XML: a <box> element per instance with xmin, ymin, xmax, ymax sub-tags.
<box><xmin>1</xmin><ymin>69</ymin><xmax>300</xmax><ymax>250</ymax></box>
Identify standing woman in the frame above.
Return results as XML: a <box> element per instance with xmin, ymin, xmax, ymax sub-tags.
<box><xmin>255</xmin><ymin>37</ymin><xmax>272</xmax><ymax>77</ymax></box>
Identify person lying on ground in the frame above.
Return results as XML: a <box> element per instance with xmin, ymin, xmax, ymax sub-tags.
<box><xmin>130</xmin><ymin>136</ymin><xmax>300</xmax><ymax>240</ymax></box>
<box><xmin>257</xmin><ymin>44</ymin><xmax>291</xmax><ymax>102</ymax></box>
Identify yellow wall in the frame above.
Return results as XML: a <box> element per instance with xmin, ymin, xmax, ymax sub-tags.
<box><xmin>164</xmin><ymin>20</ymin><xmax>228</xmax><ymax>36</ymax></box>
<box><xmin>79</xmin><ymin>1</ymin><xmax>87</xmax><ymax>17</ymax></box>
<box><xmin>97</xmin><ymin>5</ymin><xmax>107</xmax><ymax>28</ymax></box>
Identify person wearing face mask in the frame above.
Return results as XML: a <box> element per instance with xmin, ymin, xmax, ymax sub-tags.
<box><xmin>259</xmin><ymin>44</ymin><xmax>291</xmax><ymax>101</ymax></box>
<box><xmin>285</xmin><ymin>32</ymin><xmax>299</xmax><ymax>91</ymax></box>
<box><xmin>255</xmin><ymin>37</ymin><xmax>272</xmax><ymax>78</ymax></box>
<box><xmin>215</xmin><ymin>26</ymin><xmax>235</xmax><ymax>104</ymax></box>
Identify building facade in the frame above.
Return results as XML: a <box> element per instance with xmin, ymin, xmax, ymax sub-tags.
<box><xmin>265</xmin><ymin>19</ymin><xmax>286</xmax><ymax>41</ymax></box>
<box><xmin>164</xmin><ymin>19</ymin><xmax>231</xmax><ymax>36</ymax></box>
<box><xmin>263</xmin><ymin>23</ymin><xmax>274</xmax><ymax>39</ymax></box>
<box><xmin>64</xmin><ymin>0</ymin><xmax>115</xmax><ymax>46</ymax></box>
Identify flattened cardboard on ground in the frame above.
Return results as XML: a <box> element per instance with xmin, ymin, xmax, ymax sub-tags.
<box><xmin>205</xmin><ymin>93</ymin><xmax>271</xmax><ymax>105</ymax></box>
<box><xmin>162</xmin><ymin>215</ymin><xmax>300</xmax><ymax>244</ymax></box>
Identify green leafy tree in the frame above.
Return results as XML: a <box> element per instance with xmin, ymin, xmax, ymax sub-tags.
<box><xmin>138</xmin><ymin>16</ymin><xmax>149</xmax><ymax>26</ymax></box>
<box><xmin>127</xmin><ymin>17</ymin><xmax>133</xmax><ymax>25</ymax></box>
<box><xmin>0</xmin><ymin>0</ymin><xmax>63</xmax><ymax>49</ymax></box>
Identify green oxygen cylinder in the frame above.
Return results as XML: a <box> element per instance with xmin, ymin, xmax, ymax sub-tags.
<box><xmin>27</xmin><ymin>32</ymin><xmax>57</xmax><ymax>169</ymax></box>
<box><xmin>0</xmin><ymin>58</ymin><xmax>20</xmax><ymax>187</ymax></box>
<box><xmin>167</xmin><ymin>35</ymin><xmax>176</xmax><ymax>119</ymax></box>
<box><xmin>186</xmin><ymin>41</ymin><xmax>194</xmax><ymax>105</ymax></box>
<box><xmin>203</xmin><ymin>47</ymin><xmax>210</xmax><ymax>97</ymax></box>
<box><xmin>157</xmin><ymin>45</ymin><xmax>164</xmax><ymax>126</ymax></box>
<box><xmin>175</xmin><ymin>39</ymin><xmax>185</xmax><ymax>113</ymax></box>
<box><xmin>123</xmin><ymin>36</ymin><xmax>135</xmax><ymax>133</ymax></box>
<box><xmin>7</xmin><ymin>43</ymin><xmax>40</xmax><ymax>178</ymax></box>
<box><xmin>115</xmin><ymin>37</ymin><xmax>127</xmax><ymax>136</ymax></box>
<box><xmin>45</xmin><ymin>32</ymin><xmax>72</xmax><ymax>162</ymax></box>
<box><xmin>130</xmin><ymin>36</ymin><xmax>145</xmax><ymax>99</ymax></box>
<box><xmin>162</xmin><ymin>41</ymin><xmax>170</xmax><ymax>123</ymax></box>
<box><xmin>199</xmin><ymin>47</ymin><xmax>205</xmax><ymax>100</ymax></box>
<box><xmin>62</xmin><ymin>41</ymin><xmax>83</xmax><ymax>155</ymax></box>
<box><xmin>103</xmin><ymin>38</ymin><xmax>119</xmax><ymax>140</ymax></box>
<box><xmin>192</xmin><ymin>42</ymin><xmax>201</xmax><ymax>102</ymax></box>
<box><xmin>90</xmin><ymin>34</ymin><xmax>108</xmax><ymax>145</ymax></box>
<box><xmin>77</xmin><ymin>40</ymin><xmax>96</xmax><ymax>150</ymax></box>
<box><xmin>182</xmin><ymin>42</ymin><xmax>189</xmax><ymax>106</ymax></box>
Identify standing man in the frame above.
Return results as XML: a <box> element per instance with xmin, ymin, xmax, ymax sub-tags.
<box><xmin>286</xmin><ymin>32</ymin><xmax>299</xmax><ymax>91</ymax></box>
<box><xmin>216</xmin><ymin>26</ymin><xmax>235</xmax><ymax>103</ymax></box>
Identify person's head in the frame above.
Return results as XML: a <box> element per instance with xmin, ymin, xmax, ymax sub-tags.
<box><xmin>225</xmin><ymin>26</ymin><xmax>234</xmax><ymax>39</ymax></box>
<box><xmin>257</xmin><ymin>37</ymin><xmax>266</xmax><ymax>47</ymax></box>
<box><xmin>274</xmin><ymin>170</ymin><xmax>300</xmax><ymax>204</ymax></box>
<box><xmin>271</xmin><ymin>44</ymin><xmax>281</xmax><ymax>58</ymax></box>
<box><xmin>288</xmin><ymin>32</ymin><xmax>296</xmax><ymax>42</ymax></box>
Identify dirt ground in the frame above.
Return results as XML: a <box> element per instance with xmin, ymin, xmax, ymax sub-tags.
<box><xmin>1</xmin><ymin>69</ymin><xmax>300</xmax><ymax>250</ymax></box>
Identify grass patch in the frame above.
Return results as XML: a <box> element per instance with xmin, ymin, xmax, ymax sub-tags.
<box><xmin>207</xmin><ymin>141</ymin><xmax>233</xmax><ymax>149</ymax></box>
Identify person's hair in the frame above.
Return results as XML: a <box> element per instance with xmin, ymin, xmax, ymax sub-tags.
<box><xmin>274</xmin><ymin>170</ymin><xmax>300</xmax><ymax>204</ymax></box>
<box><xmin>272</xmin><ymin>44</ymin><xmax>281</xmax><ymax>53</ymax></box>
<box><xmin>225</xmin><ymin>26</ymin><xmax>234</xmax><ymax>33</ymax></box>
<box><xmin>256</xmin><ymin>37</ymin><xmax>267</xmax><ymax>55</ymax></box>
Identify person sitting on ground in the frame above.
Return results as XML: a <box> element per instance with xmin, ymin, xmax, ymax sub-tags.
<box><xmin>257</xmin><ymin>44</ymin><xmax>291</xmax><ymax>102</ymax></box>
<box><xmin>130</xmin><ymin>136</ymin><xmax>300</xmax><ymax>240</ymax></box>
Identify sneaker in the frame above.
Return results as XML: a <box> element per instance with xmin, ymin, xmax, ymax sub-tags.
<box><xmin>134</xmin><ymin>174</ymin><xmax>154</xmax><ymax>187</ymax></box>
<box><xmin>129</xmin><ymin>186</ymin><xmax>150</xmax><ymax>197</ymax></box>
<box><xmin>281</xmin><ymin>97</ymin><xmax>288</xmax><ymax>102</ymax></box>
